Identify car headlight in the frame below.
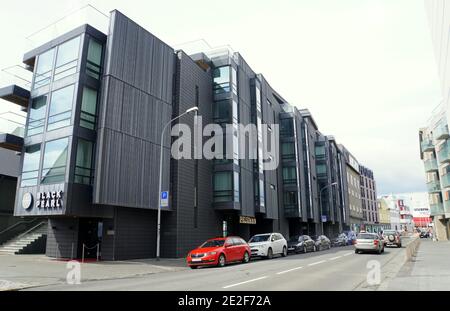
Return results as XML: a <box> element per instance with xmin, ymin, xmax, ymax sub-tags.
<box><xmin>206</xmin><ymin>251</ymin><xmax>217</xmax><ymax>256</ymax></box>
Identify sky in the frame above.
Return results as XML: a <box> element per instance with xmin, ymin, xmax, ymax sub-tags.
<box><xmin>0</xmin><ymin>0</ymin><xmax>442</xmax><ymax>195</ymax></box>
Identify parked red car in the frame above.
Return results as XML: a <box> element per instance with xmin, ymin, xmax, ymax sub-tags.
<box><xmin>186</xmin><ymin>236</ymin><xmax>251</xmax><ymax>269</ymax></box>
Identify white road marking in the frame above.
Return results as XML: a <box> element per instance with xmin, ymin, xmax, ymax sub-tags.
<box><xmin>328</xmin><ymin>256</ymin><xmax>342</xmax><ymax>261</ymax></box>
<box><xmin>276</xmin><ymin>266</ymin><xmax>303</xmax><ymax>275</ymax></box>
<box><xmin>308</xmin><ymin>260</ymin><xmax>326</xmax><ymax>266</ymax></box>
<box><xmin>222</xmin><ymin>276</ymin><xmax>268</xmax><ymax>289</ymax></box>
<box><xmin>343</xmin><ymin>252</ymin><xmax>353</xmax><ymax>256</ymax></box>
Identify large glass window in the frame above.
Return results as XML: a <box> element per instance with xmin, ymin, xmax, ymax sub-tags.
<box><xmin>213</xmin><ymin>171</ymin><xmax>233</xmax><ymax>203</ymax></box>
<box><xmin>21</xmin><ymin>145</ymin><xmax>41</xmax><ymax>187</ymax></box>
<box><xmin>75</xmin><ymin>139</ymin><xmax>94</xmax><ymax>185</ymax></box>
<box><xmin>80</xmin><ymin>87</ymin><xmax>98</xmax><ymax>130</ymax></box>
<box><xmin>315</xmin><ymin>145</ymin><xmax>326</xmax><ymax>157</ymax></box>
<box><xmin>316</xmin><ymin>163</ymin><xmax>327</xmax><ymax>175</ymax></box>
<box><xmin>34</xmin><ymin>48</ymin><xmax>55</xmax><ymax>88</ymax></box>
<box><xmin>41</xmin><ymin>137</ymin><xmax>69</xmax><ymax>184</ymax></box>
<box><xmin>54</xmin><ymin>36</ymin><xmax>81</xmax><ymax>81</ymax></box>
<box><xmin>282</xmin><ymin>166</ymin><xmax>297</xmax><ymax>184</ymax></box>
<box><xmin>284</xmin><ymin>191</ymin><xmax>297</xmax><ymax>206</ymax></box>
<box><xmin>86</xmin><ymin>39</ymin><xmax>103</xmax><ymax>80</ymax></box>
<box><xmin>27</xmin><ymin>95</ymin><xmax>47</xmax><ymax>136</ymax></box>
<box><xmin>213</xmin><ymin>66</ymin><xmax>230</xmax><ymax>95</ymax></box>
<box><xmin>280</xmin><ymin>118</ymin><xmax>294</xmax><ymax>137</ymax></box>
<box><xmin>47</xmin><ymin>85</ymin><xmax>74</xmax><ymax>131</ymax></box>
<box><xmin>234</xmin><ymin>171</ymin><xmax>240</xmax><ymax>202</ymax></box>
<box><xmin>281</xmin><ymin>142</ymin><xmax>295</xmax><ymax>160</ymax></box>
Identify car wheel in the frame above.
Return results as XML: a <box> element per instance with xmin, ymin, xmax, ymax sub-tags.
<box><xmin>217</xmin><ymin>254</ymin><xmax>226</xmax><ymax>267</ymax></box>
<box><xmin>303</xmin><ymin>246</ymin><xmax>307</xmax><ymax>253</ymax></box>
<box><xmin>242</xmin><ymin>251</ymin><xmax>250</xmax><ymax>263</ymax></box>
<box><xmin>355</xmin><ymin>249</ymin><xmax>359</xmax><ymax>254</ymax></box>
<box><xmin>267</xmin><ymin>248</ymin><xmax>273</xmax><ymax>259</ymax></box>
<box><xmin>381</xmin><ymin>247</ymin><xmax>385</xmax><ymax>253</ymax></box>
<box><xmin>398</xmin><ymin>243</ymin><xmax>402</xmax><ymax>248</ymax></box>
<box><xmin>190</xmin><ymin>265</ymin><xmax>198</xmax><ymax>269</ymax></box>
<box><xmin>282</xmin><ymin>246</ymin><xmax>287</xmax><ymax>257</ymax></box>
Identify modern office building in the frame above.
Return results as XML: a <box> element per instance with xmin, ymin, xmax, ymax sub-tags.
<box><xmin>360</xmin><ymin>165</ymin><xmax>380</xmax><ymax>232</ymax></box>
<box><xmin>0</xmin><ymin>8</ymin><xmax>366</xmax><ymax>259</ymax></box>
<box><xmin>339</xmin><ymin>145</ymin><xmax>363</xmax><ymax>232</ymax></box>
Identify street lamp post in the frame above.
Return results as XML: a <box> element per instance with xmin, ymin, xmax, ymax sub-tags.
<box><xmin>156</xmin><ymin>106</ymin><xmax>199</xmax><ymax>261</ymax></box>
<box><xmin>319</xmin><ymin>182</ymin><xmax>338</xmax><ymax>235</ymax></box>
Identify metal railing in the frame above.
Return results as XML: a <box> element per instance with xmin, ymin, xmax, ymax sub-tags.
<box><xmin>0</xmin><ymin>218</ymin><xmax>43</xmax><ymax>245</ymax></box>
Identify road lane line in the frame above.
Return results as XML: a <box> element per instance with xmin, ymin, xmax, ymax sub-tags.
<box><xmin>328</xmin><ymin>256</ymin><xmax>342</xmax><ymax>261</ymax></box>
<box><xmin>308</xmin><ymin>260</ymin><xmax>326</xmax><ymax>266</ymax></box>
<box><xmin>222</xmin><ymin>276</ymin><xmax>268</xmax><ymax>289</ymax></box>
<box><xmin>343</xmin><ymin>252</ymin><xmax>353</xmax><ymax>256</ymax></box>
<box><xmin>276</xmin><ymin>266</ymin><xmax>303</xmax><ymax>275</ymax></box>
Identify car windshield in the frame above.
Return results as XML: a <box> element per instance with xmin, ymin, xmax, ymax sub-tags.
<box><xmin>249</xmin><ymin>235</ymin><xmax>271</xmax><ymax>243</ymax></box>
<box><xmin>200</xmin><ymin>240</ymin><xmax>225</xmax><ymax>248</ymax></box>
<box><xmin>357</xmin><ymin>233</ymin><xmax>376</xmax><ymax>240</ymax></box>
<box><xmin>289</xmin><ymin>235</ymin><xmax>301</xmax><ymax>242</ymax></box>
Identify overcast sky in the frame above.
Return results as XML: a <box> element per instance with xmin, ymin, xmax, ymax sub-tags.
<box><xmin>0</xmin><ymin>0</ymin><xmax>441</xmax><ymax>195</ymax></box>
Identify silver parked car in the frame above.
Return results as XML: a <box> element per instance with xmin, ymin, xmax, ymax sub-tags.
<box><xmin>354</xmin><ymin>232</ymin><xmax>384</xmax><ymax>254</ymax></box>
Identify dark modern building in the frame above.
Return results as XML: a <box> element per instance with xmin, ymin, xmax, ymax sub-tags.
<box><xmin>359</xmin><ymin>165</ymin><xmax>380</xmax><ymax>232</ymax></box>
<box><xmin>0</xmin><ymin>9</ymin><xmax>366</xmax><ymax>260</ymax></box>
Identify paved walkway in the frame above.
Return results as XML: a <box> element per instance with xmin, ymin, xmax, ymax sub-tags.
<box><xmin>0</xmin><ymin>254</ymin><xmax>187</xmax><ymax>290</ymax></box>
<box><xmin>387</xmin><ymin>239</ymin><xmax>450</xmax><ymax>290</ymax></box>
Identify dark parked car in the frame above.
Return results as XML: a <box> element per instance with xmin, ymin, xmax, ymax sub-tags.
<box><xmin>332</xmin><ymin>233</ymin><xmax>348</xmax><ymax>247</ymax></box>
<box><xmin>287</xmin><ymin>235</ymin><xmax>317</xmax><ymax>253</ymax></box>
<box><xmin>420</xmin><ymin>231</ymin><xmax>430</xmax><ymax>238</ymax></box>
<box><xmin>312</xmin><ymin>235</ymin><xmax>331</xmax><ymax>251</ymax></box>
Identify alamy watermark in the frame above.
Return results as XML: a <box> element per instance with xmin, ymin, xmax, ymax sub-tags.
<box><xmin>170</xmin><ymin>116</ymin><xmax>280</xmax><ymax>170</ymax></box>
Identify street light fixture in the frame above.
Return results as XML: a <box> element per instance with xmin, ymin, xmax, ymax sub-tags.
<box><xmin>156</xmin><ymin>106</ymin><xmax>199</xmax><ymax>260</ymax></box>
<box><xmin>319</xmin><ymin>182</ymin><xmax>338</xmax><ymax>235</ymax></box>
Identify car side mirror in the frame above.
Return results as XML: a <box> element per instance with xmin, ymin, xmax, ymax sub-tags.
<box><xmin>271</xmin><ymin>238</ymin><xmax>275</xmax><ymax>242</ymax></box>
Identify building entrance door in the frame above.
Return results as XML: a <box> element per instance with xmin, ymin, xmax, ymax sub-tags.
<box><xmin>78</xmin><ymin>218</ymin><xmax>101</xmax><ymax>258</ymax></box>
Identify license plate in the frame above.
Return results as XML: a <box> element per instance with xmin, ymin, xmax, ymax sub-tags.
<box><xmin>191</xmin><ymin>258</ymin><xmax>201</xmax><ymax>262</ymax></box>
<box><xmin>288</xmin><ymin>248</ymin><xmax>294</xmax><ymax>251</ymax></box>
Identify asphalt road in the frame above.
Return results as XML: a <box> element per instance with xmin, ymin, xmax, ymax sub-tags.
<box><xmin>27</xmin><ymin>241</ymin><xmax>408</xmax><ymax>291</ymax></box>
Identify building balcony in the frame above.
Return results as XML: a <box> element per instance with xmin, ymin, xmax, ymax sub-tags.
<box><xmin>434</xmin><ymin>124</ymin><xmax>450</xmax><ymax>141</ymax></box>
<box><xmin>441</xmin><ymin>174</ymin><xmax>450</xmax><ymax>189</ymax></box>
<box><xmin>0</xmin><ymin>111</ymin><xmax>25</xmax><ymax>152</ymax></box>
<box><xmin>430</xmin><ymin>202</ymin><xmax>445</xmax><ymax>217</ymax></box>
<box><xmin>426</xmin><ymin>180</ymin><xmax>441</xmax><ymax>193</ymax></box>
<box><xmin>421</xmin><ymin>139</ymin><xmax>434</xmax><ymax>152</ymax></box>
<box><xmin>437</xmin><ymin>141</ymin><xmax>450</xmax><ymax>163</ymax></box>
<box><xmin>424</xmin><ymin>158</ymin><xmax>438</xmax><ymax>172</ymax></box>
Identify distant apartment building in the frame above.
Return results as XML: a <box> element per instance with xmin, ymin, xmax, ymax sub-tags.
<box><xmin>339</xmin><ymin>145</ymin><xmax>363</xmax><ymax>232</ymax></box>
<box><xmin>418</xmin><ymin>0</ymin><xmax>450</xmax><ymax>240</ymax></box>
<box><xmin>359</xmin><ymin>165</ymin><xmax>379</xmax><ymax>232</ymax></box>
<box><xmin>377</xmin><ymin>197</ymin><xmax>391</xmax><ymax>230</ymax></box>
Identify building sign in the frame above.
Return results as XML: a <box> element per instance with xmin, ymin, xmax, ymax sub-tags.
<box><xmin>160</xmin><ymin>191</ymin><xmax>169</xmax><ymax>207</ymax></box>
<box><xmin>22</xmin><ymin>193</ymin><xmax>33</xmax><ymax>210</ymax></box>
<box><xmin>36</xmin><ymin>191</ymin><xmax>63</xmax><ymax>209</ymax></box>
<box><xmin>239</xmin><ymin>216</ymin><xmax>256</xmax><ymax>225</ymax></box>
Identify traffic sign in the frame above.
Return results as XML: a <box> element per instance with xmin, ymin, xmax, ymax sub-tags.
<box><xmin>161</xmin><ymin>191</ymin><xmax>169</xmax><ymax>207</ymax></box>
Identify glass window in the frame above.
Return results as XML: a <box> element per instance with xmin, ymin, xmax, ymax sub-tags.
<box><xmin>280</xmin><ymin>118</ymin><xmax>294</xmax><ymax>137</ymax></box>
<box><xmin>213</xmin><ymin>66</ymin><xmax>230</xmax><ymax>95</ymax></box>
<box><xmin>315</xmin><ymin>145</ymin><xmax>326</xmax><ymax>157</ymax></box>
<box><xmin>283</xmin><ymin>191</ymin><xmax>297</xmax><ymax>206</ymax></box>
<box><xmin>41</xmin><ymin>137</ymin><xmax>69</xmax><ymax>184</ymax></box>
<box><xmin>281</xmin><ymin>142</ymin><xmax>295</xmax><ymax>160</ymax></box>
<box><xmin>27</xmin><ymin>95</ymin><xmax>47</xmax><ymax>136</ymax></box>
<box><xmin>317</xmin><ymin>164</ymin><xmax>327</xmax><ymax>175</ymax></box>
<box><xmin>213</xmin><ymin>171</ymin><xmax>233</xmax><ymax>203</ymax></box>
<box><xmin>47</xmin><ymin>85</ymin><xmax>74</xmax><ymax>131</ymax></box>
<box><xmin>54</xmin><ymin>36</ymin><xmax>81</xmax><ymax>81</ymax></box>
<box><xmin>86</xmin><ymin>39</ymin><xmax>103</xmax><ymax>79</ymax></box>
<box><xmin>80</xmin><ymin>87</ymin><xmax>98</xmax><ymax>130</ymax></box>
<box><xmin>282</xmin><ymin>166</ymin><xmax>297</xmax><ymax>184</ymax></box>
<box><xmin>34</xmin><ymin>48</ymin><xmax>55</xmax><ymax>88</ymax></box>
<box><xmin>213</xmin><ymin>100</ymin><xmax>231</xmax><ymax>121</ymax></box>
<box><xmin>21</xmin><ymin>145</ymin><xmax>41</xmax><ymax>187</ymax></box>
<box><xmin>75</xmin><ymin>139</ymin><xmax>94</xmax><ymax>185</ymax></box>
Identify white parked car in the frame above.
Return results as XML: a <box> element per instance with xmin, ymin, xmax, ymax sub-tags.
<box><xmin>248</xmin><ymin>233</ymin><xmax>288</xmax><ymax>259</ymax></box>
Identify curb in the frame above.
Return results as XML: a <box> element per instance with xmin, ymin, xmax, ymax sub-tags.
<box><xmin>376</xmin><ymin>237</ymin><xmax>420</xmax><ymax>290</ymax></box>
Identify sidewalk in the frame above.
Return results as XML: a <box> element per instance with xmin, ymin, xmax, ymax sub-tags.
<box><xmin>0</xmin><ymin>254</ymin><xmax>187</xmax><ymax>290</ymax></box>
<box><xmin>386</xmin><ymin>239</ymin><xmax>450</xmax><ymax>290</ymax></box>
